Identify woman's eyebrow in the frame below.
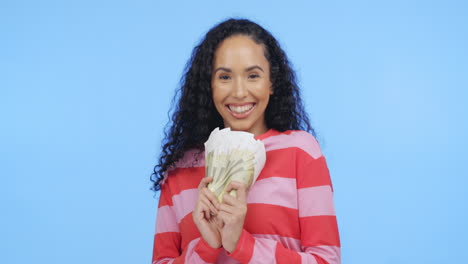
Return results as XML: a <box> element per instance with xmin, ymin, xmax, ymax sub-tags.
<box><xmin>213</xmin><ymin>65</ymin><xmax>264</xmax><ymax>73</ymax></box>
<box><xmin>214</xmin><ymin>67</ymin><xmax>231</xmax><ymax>73</ymax></box>
<box><xmin>245</xmin><ymin>65</ymin><xmax>264</xmax><ymax>72</ymax></box>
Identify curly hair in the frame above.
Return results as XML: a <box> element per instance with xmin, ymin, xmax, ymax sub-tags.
<box><xmin>151</xmin><ymin>18</ymin><xmax>315</xmax><ymax>192</ymax></box>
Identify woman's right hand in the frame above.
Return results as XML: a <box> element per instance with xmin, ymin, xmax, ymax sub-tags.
<box><xmin>192</xmin><ymin>177</ymin><xmax>221</xmax><ymax>249</ymax></box>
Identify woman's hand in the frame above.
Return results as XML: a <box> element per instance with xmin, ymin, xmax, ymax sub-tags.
<box><xmin>217</xmin><ymin>181</ymin><xmax>248</xmax><ymax>253</ymax></box>
<box><xmin>192</xmin><ymin>177</ymin><xmax>222</xmax><ymax>249</ymax></box>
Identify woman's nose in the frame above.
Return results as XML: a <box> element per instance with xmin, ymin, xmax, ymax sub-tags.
<box><xmin>232</xmin><ymin>79</ymin><xmax>248</xmax><ymax>99</ymax></box>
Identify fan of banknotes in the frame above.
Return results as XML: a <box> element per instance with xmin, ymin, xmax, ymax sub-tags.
<box><xmin>204</xmin><ymin>127</ymin><xmax>266</xmax><ymax>202</ymax></box>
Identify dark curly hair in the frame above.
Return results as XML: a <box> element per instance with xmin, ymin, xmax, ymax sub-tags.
<box><xmin>151</xmin><ymin>18</ymin><xmax>315</xmax><ymax>192</ymax></box>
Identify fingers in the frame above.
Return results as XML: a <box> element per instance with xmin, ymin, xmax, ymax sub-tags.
<box><xmin>200</xmin><ymin>194</ymin><xmax>218</xmax><ymax>216</ymax></box>
<box><xmin>196</xmin><ymin>197</ymin><xmax>218</xmax><ymax>221</ymax></box>
<box><xmin>217</xmin><ymin>210</ymin><xmax>228</xmax><ymax>224</ymax></box>
<box><xmin>214</xmin><ymin>215</ymin><xmax>224</xmax><ymax>230</ymax></box>
<box><xmin>208</xmin><ymin>213</ymin><xmax>223</xmax><ymax>231</ymax></box>
<box><xmin>202</xmin><ymin>187</ymin><xmax>220</xmax><ymax>209</ymax></box>
<box><xmin>194</xmin><ymin>196</ymin><xmax>210</xmax><ymax>219</ymax></box>
<box><xmin>224</xmin><ymin>181</ymin><xmax>248</xmax><ymax>204</ymax></box>
<box><xmin>218</xmin><ymin>202</ymin><xmax>235</xmax><ymax>213</ymax></box>
<box><xmin>196</xmin><ymin>177</ymin><xmax>220</xmax><ymax>219</ymax></box>
<box><xmin>220</xmin><ymin>194</ymin><xmax>236</xmax><ymax>208</ymax></box>
<box><xmin>198</xmin><ymin>176</ymin><xmax>220</xmax><ymax>208</ymax></box>
<box><xmin>198</xmin><ymin>177</ymin><xmax>213</xmax><ymax>189</ymax></box>
<box><xmin>204</xmin><ymin>207</ymin><xmax>210</xmax><ymax>220</ymax></box>
<box><xmin>217</xmin><ymin>205</ymin><xmax>246</xmax><ymax>227</ymax></box>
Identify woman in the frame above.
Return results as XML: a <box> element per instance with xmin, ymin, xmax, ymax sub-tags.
<box><xmin>151</xmin><ymin>18</ymin><xmax>340</xmax><ymax>264</ymax></box>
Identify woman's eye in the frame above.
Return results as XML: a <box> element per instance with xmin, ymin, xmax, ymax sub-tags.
<box><xmin>248</xmin><ymin>74</ymin><xmax>260</xmax><ymax>79</ymax></box>
<box><xmin>219</xmin><ymin>75</ymin><xmax>230</xmax><ymax>80</ymax></box>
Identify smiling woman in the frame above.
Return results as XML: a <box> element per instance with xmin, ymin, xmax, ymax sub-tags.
<box><xmin>212</xmin><ymin>35</ymin><xmax>273</xmax><ymax>136</ymax></box>
<box><xmin>151</xmin><ymin>18</ymin><xmax>341</xmax><ymax>264</ymax></box>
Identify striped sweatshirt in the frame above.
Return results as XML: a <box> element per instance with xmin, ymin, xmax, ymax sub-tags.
<box><xmin>152</xmin><ymin>129</ymin><xmax>341</xmax><ymax>264</ymax></box>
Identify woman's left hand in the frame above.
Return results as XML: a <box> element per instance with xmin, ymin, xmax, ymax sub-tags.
<box><xmin>216</xmin><ymin>181</ymin><xmax>248</xmax><ymax>253</ymax></box>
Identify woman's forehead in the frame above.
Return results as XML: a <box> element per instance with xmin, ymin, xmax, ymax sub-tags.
<box><xmin>213</xmin><ymin>35</ymin><xmax>269</xmax><ymax>69</ymax></box>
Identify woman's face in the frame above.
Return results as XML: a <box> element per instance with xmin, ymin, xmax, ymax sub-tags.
<box><xmin>211</xmin><ymin>35</ymin><xmax>272</xmax><ymax>137</ymax></box>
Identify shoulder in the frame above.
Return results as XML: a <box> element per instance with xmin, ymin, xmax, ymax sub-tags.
<box><xmin>160</xmin><ymin>148</ymin><xmax>205</xmax><ymax>187</ymax></box>
<box><xmin>261</xmin><ymin>129</ymin><xmax>323</xmax><ymax>159</ymax></box>
<box><xmin>171</xmin><ymin>149</ymin><xmax>205</xmax><ymax>170</ymax></box>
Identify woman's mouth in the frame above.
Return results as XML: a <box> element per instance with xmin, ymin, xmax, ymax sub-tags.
<box><xmin>226</xmin><ymin>103</ymin><xmax>256</xmax><ymax>118</ymax></box>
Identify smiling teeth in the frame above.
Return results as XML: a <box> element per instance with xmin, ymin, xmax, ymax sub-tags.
<box><xmin>229</xmin><ymin>104</ymin><xmax>254</xmax><ymax>114</ymax></box>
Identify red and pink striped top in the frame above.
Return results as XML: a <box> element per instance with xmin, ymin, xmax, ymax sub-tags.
<box><xmin>152</xmin><ymin>129</ymin><xmax>341</xmax><ymax>264</ymax></box>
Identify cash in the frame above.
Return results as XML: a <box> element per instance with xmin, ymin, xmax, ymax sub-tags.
<box><xmin>204</xmin><ymin>128</ymin><xmax>266</xmax><ymax>202</ymax></box>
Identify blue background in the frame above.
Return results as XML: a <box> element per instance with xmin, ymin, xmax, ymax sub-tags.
<box><xmin>2</xmin><ymin>0</ymin><xmax>467</xmax><ymax>263</ymax></box>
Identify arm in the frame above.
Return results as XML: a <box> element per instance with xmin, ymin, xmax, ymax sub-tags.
<box><xmin>295</xmin><ymin>149</ymin><xmax>341</xmax><ymax>264</ymax></box>
<box><xmin>152</xmin><ymin>178</ymin><xmax>223</xmax><ymax>264</ymax></box>
<box><xmin>218</xmin><ymin>148</ymin><xmax>341</xmax><ymax>264</ymax></box>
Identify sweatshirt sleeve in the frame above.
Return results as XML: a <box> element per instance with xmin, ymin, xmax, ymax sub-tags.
<box><xmin>152</xmin><ymin>178</ymin><xmax>223</xmax><ymax>264</ymax></box>
<box><xmin>226</xmin><ymin>144</ymin><xmax>341</xmax><ymax>264</ymax></box>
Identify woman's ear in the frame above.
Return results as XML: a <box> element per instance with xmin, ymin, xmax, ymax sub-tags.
<box><xmin>269</xmin><ymin>86</ymin><xmax>274</xmax><ymax>95</ymax></box>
